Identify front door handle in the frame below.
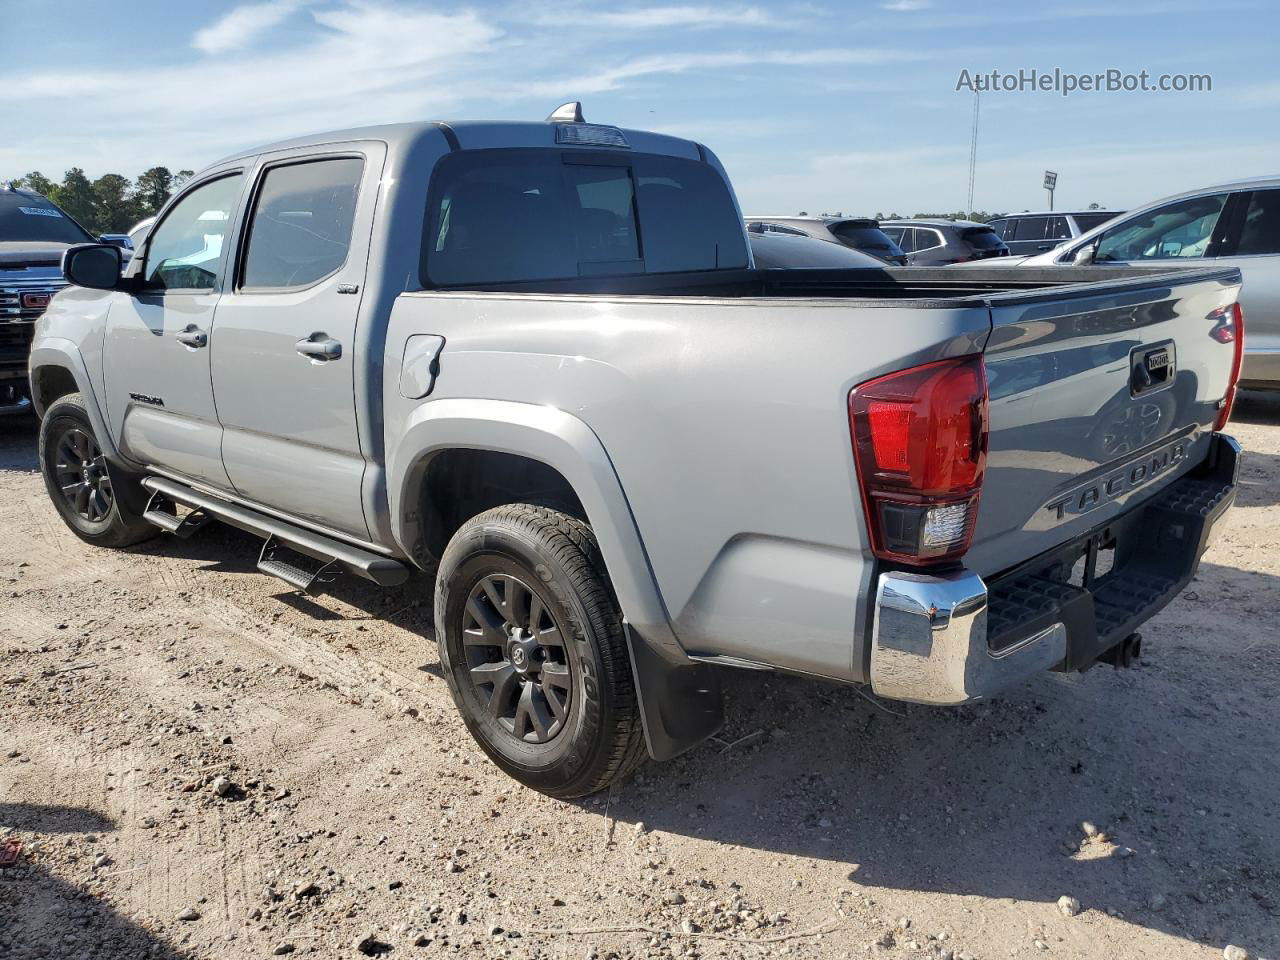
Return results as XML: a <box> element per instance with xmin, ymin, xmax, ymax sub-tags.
<box><xmin>296</xmin><ymin>333</ymin><xmax>342</xmax><ymax>362</ymax></box>
<box><xmin>175</xmin><ymin>325</ymin><xmax>208</xmax><ymax>349</ymax></box>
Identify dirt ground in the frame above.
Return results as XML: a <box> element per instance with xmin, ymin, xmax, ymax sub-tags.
<box><xmin>1</xmin><ymin>393</ymin><xmax>1277</xmax><ymax>960</ymax></box>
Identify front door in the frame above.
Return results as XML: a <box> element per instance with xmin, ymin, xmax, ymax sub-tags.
<box><xmin>102</xmin><ymin>171</ymin><xmax>246</xmax><ymax>486</ymax></box>
<box><xmin>210</xmin><ymin>148</ymin><xmax>381</xmax><ymax>539</ymax></box>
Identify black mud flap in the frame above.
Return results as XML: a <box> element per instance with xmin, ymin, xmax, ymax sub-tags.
<box><xmin>624</xmin><ymin>624</ymin><xmax>724</xmax><ymax>762</ymax></box>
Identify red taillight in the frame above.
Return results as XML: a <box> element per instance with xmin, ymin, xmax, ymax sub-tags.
<box><xmin>849</xmin><ymin>355</ymin><xmax>988</xmax><ymax>565</ymax></box>
<box><xmin>1211</xmin><ymin>302</ymin><xmax>1244</xmax><ymax>430</ymax></box>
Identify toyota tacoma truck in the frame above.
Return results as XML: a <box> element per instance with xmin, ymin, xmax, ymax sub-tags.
<box><xmin>31</xmin><ymin>105</ymin><xmax>1244</xmax><ymax>798</ymax></box>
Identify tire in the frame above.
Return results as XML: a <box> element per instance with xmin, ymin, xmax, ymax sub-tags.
<box><xmin>434</xmin><ymin>504</ymin><xmax>647</xmax><ymax>798</ymax></box>
<box><xmin>39</xmin><ymin>394</ymin><xmax>155</xmax><ymax>548</ymax></box>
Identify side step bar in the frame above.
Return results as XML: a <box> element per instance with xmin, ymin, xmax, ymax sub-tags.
<box><xmin>140</xmin><ymin>476</ymin><xmax>409</xmax><ymax>589</ymax></box>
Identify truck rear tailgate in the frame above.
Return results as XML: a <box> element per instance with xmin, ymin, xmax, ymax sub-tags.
<box><xmin>966</xmin><ymin>266</ymin><xmax>1242</xmax><ymax>579</ymax></box>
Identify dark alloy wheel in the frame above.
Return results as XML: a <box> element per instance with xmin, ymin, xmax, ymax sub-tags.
<box><xmin>462</xmin><ymin>572</ymin><xmax>573</xmax><ymax>744</ymax></box>
<box><xmin>38</xmin><ymin>393</ymin><xmax>154</xmax><ymax>548</ymax></box>
<box><xmin>435</xmin><ymin>503</ymin><xmax>647</xmax><ymax>798</ymax></box>
<box><xmin>51</xmin><ymin>425</ymin><xmax>115</xmax><ymax>523</ymax></box>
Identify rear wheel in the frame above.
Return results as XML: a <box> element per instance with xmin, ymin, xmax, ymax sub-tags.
<box><xmin>39</xmin><ymin>394</ymin><xmax>154</xmax><ymax>548</ymax></box>
<box><xmin>435</xmin><ymin>504</ymin><xmax>646</xmax><ymax>798</ymax></box>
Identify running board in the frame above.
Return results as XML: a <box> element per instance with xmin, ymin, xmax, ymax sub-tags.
<box><xmin>140</xmin><ymin>476</ymin><xmax>409</xmax><ymax>588</ymax></box>
<box><xmin>142</xmin><ymin>489</ymin><xmax>212</xmax><ymax>539</ymax></box>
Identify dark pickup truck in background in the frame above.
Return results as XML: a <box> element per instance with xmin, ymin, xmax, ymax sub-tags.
<box><xmin>0</xmin><ymin>183</ymin><xmax>97</xmax><ymax>414</ymax></box>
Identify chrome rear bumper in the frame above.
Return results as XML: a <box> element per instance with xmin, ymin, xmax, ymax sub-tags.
<box><xmin>871</xmin><ymin>570</ymin><xmax>1065</xmax><ymax>705</ymax></box>
<box><xmin>870</xmin><ymin>433</ymin><xmax>1239</xmax><ymax>705</ymax></box>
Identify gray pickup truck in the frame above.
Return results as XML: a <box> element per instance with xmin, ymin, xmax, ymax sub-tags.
<box><xmin>32</xmin><ymin>105</ymin><xmax>1244</xmax><ymax>798</ymax></box>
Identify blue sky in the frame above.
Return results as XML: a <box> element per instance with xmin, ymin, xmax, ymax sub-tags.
<box><xmin>3</xmin><ymin>0</ymin><xmax>1277</xmax><ymax>215</ymax></box>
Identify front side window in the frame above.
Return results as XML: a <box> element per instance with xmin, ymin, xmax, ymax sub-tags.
<box><xmin>423</xmin><ymin>149</ymin><xmax>747</xmax><ymax>286</ymax></box>
<box><xmin>144</xmin><ymin>174</ymin><xmax>242</xmax><ymax>291</ymax></box>
<box><xmin>241</xmin><ymin>157</ymin><xmax>364</xmax><ymax>290</ymax></box>
<box><xmin>1233</xmin><ymin>189</ymin><xmax>1280</xmax><ymax>256</ymax></box>
<box><xmin>1094</xmin><ymin>194</ymin><xmax>1228</xmax><ymax>262</ymax></box>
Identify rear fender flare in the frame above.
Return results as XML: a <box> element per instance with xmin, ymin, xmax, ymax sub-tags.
<box><xmin>389</xmin><ymin>398</ymin><xmax>723</xmax><ymax>760</ymax></box>
<box><xmin>390</xmin><ymin>398</ymin><xmax>672</xmax><ymax>643</ymax></box>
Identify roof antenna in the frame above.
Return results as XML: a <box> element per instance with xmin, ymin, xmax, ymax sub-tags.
<box><xmin>546</xmin><ymin>101</ymin><xmax>584</xmax><ymax>123</ymax></box>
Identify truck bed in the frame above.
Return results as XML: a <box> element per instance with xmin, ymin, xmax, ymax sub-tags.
<box><xmin>443</xmin><ymin>264</ymin><xmax>1236</xmax><ymax>303</ymax></box>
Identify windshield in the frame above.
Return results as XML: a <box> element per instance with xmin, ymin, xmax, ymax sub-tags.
<box><xmin>829</xmin><ymin>221</ymin><xmax>904</xmax><ymax>257</ymax></box>
<box><xmin>1072</xmin><ymin>212</ymin><xmax>1121</xmax><ymax>233</ymax></box>
<box><xmin>962</xmin><ymin>227</ymin><xmax>1006</xmax><ymax>251</ymax></box>
<box><xmin>0</xmin><ymin>192</ymin><xmax>94</xmax><ymax>245</ymax></box>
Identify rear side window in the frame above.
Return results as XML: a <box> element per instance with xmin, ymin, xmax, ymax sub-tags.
<box><xmin>0</xmin><ymin>193</ymin><xmax>94</xmax><ymax>245</ymax></box>
<box><xmin>423</xmin><ymin>149</ymin><xmax>747</xmax><ymax>286</ymax></box>
<box><xmin>1233</xmin><ymin>189</ymin><xmax>1280</xmax><ymax>256</ymax></box>
<box><xmin>987</xmin><ymin>218</ymin><xmax>1008</xmax><ymax>239</ymax></box>
<box><xmin>241</xmin><ymin>157</ymin><xmax>364</xmax><ymax>290</ymax></box>
<box><xmin>1012</xmin><ymin>216</ymin><xmax>1048</xmax><ymax>241</ymax></box>
<box><xmin>1047</xmin><ymin>216</ymin><xmax>1072</xmax><ymax>240</ymax></box>
<box><xmin>913</xmin><ymin>228</ymin><xmax>942</xmax><ymax>250</ymax></box>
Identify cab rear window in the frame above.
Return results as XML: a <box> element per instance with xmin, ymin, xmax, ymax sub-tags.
<box><xmin>422</xmin><ymin>149</ymin><xmax>748</xmax><ymax>287</ymax></box>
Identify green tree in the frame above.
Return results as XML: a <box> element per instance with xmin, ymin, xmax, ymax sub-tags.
<box><xmin>18</xmin><ymin>171</ymin><xmax>56</xmax><ymax>197</ymax></box>
<box><xmin>54</xmin><ymin>168</ymin><xmax>99</xmax><ymax>232</ymax></box>
<box><xmin>92</xmin><ymin>173</ymin><xmax>139</xmax><ymax>232</ymax></box>
<box><xmin>134</xmin><ymin>166</ymin><xmax>175</xmax><ymax>217</ymax></box>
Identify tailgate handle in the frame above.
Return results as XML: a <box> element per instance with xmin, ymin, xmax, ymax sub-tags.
<box><xmin>1130</xmin><ymin>342</ymin><xmax>1175</xmax><ymax>396</ymax></box>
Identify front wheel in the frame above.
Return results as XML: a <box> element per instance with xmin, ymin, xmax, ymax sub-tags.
<box><xmin>434</xmin><ymin>504</ymin><xmax>646</xmax><ymax>798</ymax></box>
<box><xmin>39</xmin><ymin>394</ymin><xmax>155</xmax><ymax>548</ymax></box>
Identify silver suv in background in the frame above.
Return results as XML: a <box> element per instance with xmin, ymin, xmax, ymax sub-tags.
<box><xmin>744</xmin><ymin>217</ymin><xmax>908</xmax><ymax>265</ymax></box>
<box><xmin>880</xmin><ymin>219</ymin><xmax>1009</xmax><ymax>265</ymax></box>
<box><xmin>987</xmin><ymin>210</ymin><xmax>1123</xmax><ymax>257</ymax></box>
<box><xmin>997</xmin><ymin>178</ymin><xmax>1280</xmax><ymax>389</ymax></box>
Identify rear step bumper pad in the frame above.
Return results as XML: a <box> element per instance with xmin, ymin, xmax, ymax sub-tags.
<box><xmin>870</xmin><ymin>432</ymin><xmax>1240</xmax><ymax>705</ymax></box>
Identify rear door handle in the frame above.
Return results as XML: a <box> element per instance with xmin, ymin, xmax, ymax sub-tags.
<box><xmin>296</xmin><ymin>333</ymin><xmax>342</xmax><ymax>361</ymax></box>
<box><xmin>175</xmin><ymin>325</ymin><xmax>207</xmax><ymax>349</ymax></box>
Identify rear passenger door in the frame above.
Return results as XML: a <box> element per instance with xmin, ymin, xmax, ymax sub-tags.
<box><xmin>210</xmin><ymin>145</ymin><xmax>385</xmax><ymax>539</ymax></box>
<box><xmin>1213</xmin><ymin>188</ymin><xmax>1280</xmax><ymax>381</ymax></box>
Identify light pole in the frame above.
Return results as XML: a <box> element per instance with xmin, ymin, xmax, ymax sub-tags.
<box><xmin>966</xmin><ymin>90</ymin><xmax>979</xmax><ymax>218</ymax></box>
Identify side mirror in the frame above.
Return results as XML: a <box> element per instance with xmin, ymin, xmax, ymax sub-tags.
<box><xmin>1072</xmin><ymin>243</ymin><xmax>1097</xmax><ymax>266</ymax></box>
<box><xmin>62</xmin><ymin>243</ymin><xmax>123</xmax><ymax>290</ymax></box>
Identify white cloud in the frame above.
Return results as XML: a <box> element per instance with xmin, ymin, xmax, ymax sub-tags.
<box><xmin>592</xmin><ymin>6</ymin><xmax>776</xmax><ymax>28</ymax></box>
<box><xmin>524</xmin><ymin>46</ymin><xmax>932</xmax><ymax>96</ymax></box>
<box><xmin>881</xmin><ymin>0</ymin><xmax>930</xmax><ymax>10</ymax></box>
<box><xmin>193</xmin><ymin>0</ymin><xmax>304</xmax><ymax>55</ymax></box>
